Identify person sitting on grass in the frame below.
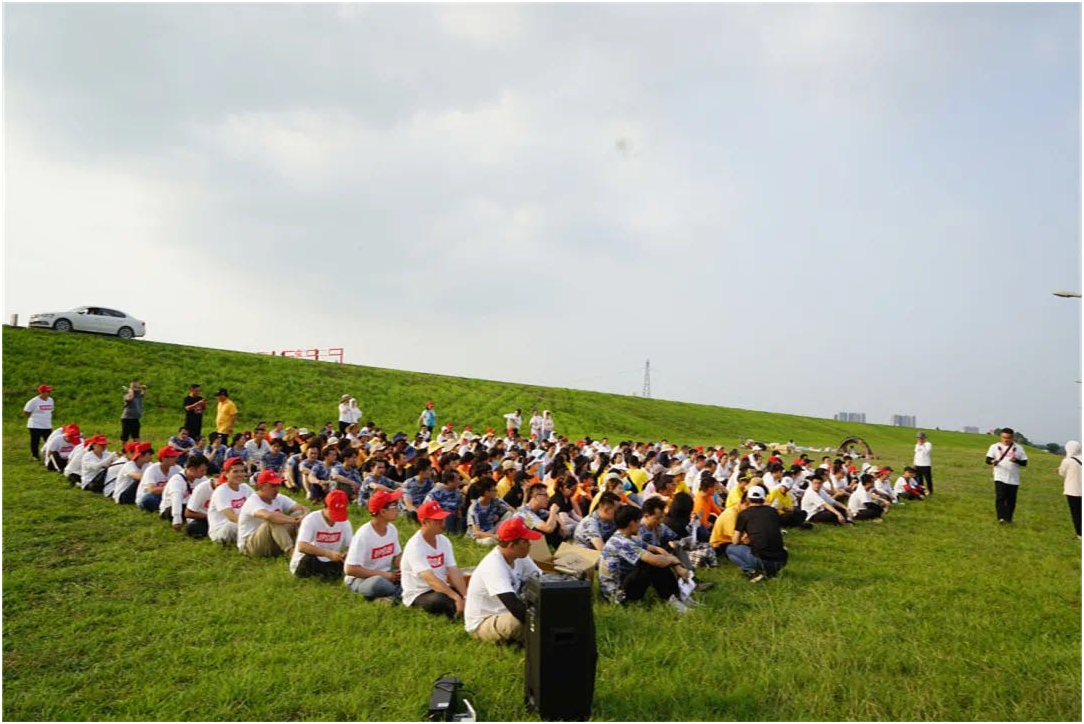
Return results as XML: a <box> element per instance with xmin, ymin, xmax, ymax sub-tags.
<box><xmin>638</xmin><ymin>496</ymin><xmax>680</xmax><ymax>550</ymax></box>
<box><xmin>466</xmin><ymin>477</ymin><xmax>514</xmax><ymax>546</ymax></box>
<box><xmin>693</xmin><ymin>478</ymin><xmax>722</xmax><ymax>532</ymax></box>
<box><xmin>401</xmin><ymin>500</ymin><xmax>469</xmax><ymax>618</ymax></box>
<box><xmin>464</xmin><ymin>517</ymin><xmax>543</xmax><ymax>644</ymax></box>
<box><xmin>725</xmin><ymin>474</ymin><xmax>751</xmax><ymax>509</ymax></box>
<box><xmin>207</xmin><ymin>457</ymin><xmax>253</xmax><ymax>545</ymax></box>
<box><xmin>80</xmin><ymin>434</ymin><xmax>117</xmax><ymax>493</ymax></box>
<box><xmin>425</xmin><ymin>469</ymin><xmax>466</xmax><ymax>535</ymax></box>
<box><xmin>261</xmin><ymin>437</ymin><xmax>287</xmax><ymax>475</ymax></box>
<box><xmin>168</xmin><ymin>427</ymin><xmax>198</xmax><ymax>466</ymax></box>
<box><xmin>514</xmin><ymin>483</ymin><xmax>563</xmax><ymax>548</ymax></box>
<box><xmin>329</xmin><ymin>447</ymin><xmax>363</xmax><ymax>500</ymax></box>
<box><xmin>345</xmin><ymin>490</ymin><xmax>404</xmax><ymax>601</ymax></box>
<box><xmin>161</xmin><ymin>454</ymin><xmax>209</xmax><ymax>531</ymax></box>
<box><xmin>44</xmin><ymin>424</ymin><xmax>82</xmax><ymax>473</ymax></box>
<box><xmin>113</xmin><ymin>442</ymin><xmax>153</xmax><ymax>505</ymax></box>
<box><xmin>63</xmin><ymin>436</ymin><xmax>89</xmax><ymax>485</ymax></box>
<box><xmin>894</xmin><ymin>466</ymin><xmax>928</xmax><ymax>500</ymax></box>
<box><xmin>848</xmin><ymin>474</ymin><xmax>888</xmax><ymax>522</ymax></box>
<box><xmin>766</xmin><ymin>479</ymin><xmax>811</xmax><ymax>529</ymax></box>
<box><xmin>184</xmin><ymin>457</ymin><xmax>219</xmax><ymax>538</ymax></box>
<box><xmin>573</xmin><ymin>491</ymin><xmax>620</xmax><ymax>551</ymax></box>
<box><xmin>243</xmin><ymin>425</ymin><xmax>272</xmax><ymax>474</ymax></box>
<box><xmin>237</xmin><ymin>470</ymin><xmax>309</xmax><ymax>558</ymax></box>
<box><xmin>306</xmin><ymin>446</ymin><xmax>338</xmax><ymax>503</ymax></box>
<box><xmin>727</xmin><ymin>485</ymin><xmax>788</xmax><ymax>582</ymax></box>
<box><xmin>402</xmin><ymin>459</ymin><xmax>436</xmax><ymax>521</ymax></box>
<box><xmin>870</xmin><ymin>466</ymin><xmax>899</xmax><ymax>506</ymax></box>
<box><xmin>801</xmin><ymin>475</ymin><xmax>850</xmax><ymax>525</ymax></box>
<box><xmin>137</xmin><ymin>447</ymin><xmax>181</xmax><ymax>512</ymax></box>
<box><xmin>599</xmin><ymin>504</ymin><xmax>689</xmax><ymax>614</ymax></box>
<box><xmin>290</xmin><ymin>489</ymin><xmax>353</xmax><ymax>581</ymax></box>
<box><xmin>711</xmin><ymin>493</ymin><xmax>748</xmax><ymax>557</ymax></box>
<box><xmin>202</xmin><ymin>433</ymin><xmax>229</xmax><ymax>476</ymax></box>
<box><xmin>548</xmin><ymin>474</ymin><xmax>583</xmax><ymax>539</ymax></box>
<box><xmin>227</xmin><ymin>433</ymin><xmax>249</xmax><ymax>471</ymax></box>
<box><xmin>359</xmin><ymin>457</ymin><xmax>399</xmax><ymax>508</ymax></box>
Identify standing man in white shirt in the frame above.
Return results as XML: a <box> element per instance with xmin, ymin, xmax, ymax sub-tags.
<box><xmin>913</xmin><ymin>432</ymin><xmax>934</xmax><ymax>496</ymax></box>
<box><xmin>985</xmin><ymin>428</ymin><xmax>1029</xmax><ymax>524</ymax></box>
<box><xmin>464</xmin><ymin>517</ymin><xmax>543</xmax><ymax>644</ymax></box>
<box><xmin>24</xmin><ymin>384</ymin><xmax>55</xmax><ymax>461</ymax></box>
<box><xmin>503</xmin><ymin>409</ymin><xmax>522</xmax><ymax>438</ymax></box>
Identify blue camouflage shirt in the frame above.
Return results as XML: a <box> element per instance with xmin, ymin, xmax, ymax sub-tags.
<box><xmin>425</xmin><ymin>485</ymin><xmax>462</xmax><ymax>515</ymax></box>
<box><xmin>599</xmin><ymin>531</ymin><xmax>645</xmax><ymax>603</ymax></box>
<box><xmin>639</xmin><ymin>522</ymin><xmax>679</xmax><ymax>549</ymax></box>
<box><xmin>262</xmin><ymin>451</ymin><xmax>286</xmax><ymax>473</ymax></box>
<box><xmin>403</xmin><ymin>475</ymin><xmax>434</xmax><ymax>507</ymax></box>
<box><xmin>468</xmin><ymin>497</ymin><xmax>512</xmax><ymax>534</ymax></box>
<box><xmin>573</xmin><ymin>512</ymin><xmax>616</xmax><ymax>549</ymax></box>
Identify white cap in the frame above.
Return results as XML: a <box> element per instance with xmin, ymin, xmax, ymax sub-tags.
<box><xmin>747</xmin><ymin>485</ymin><xmax>766</xmax><ymax>501</ymax></box>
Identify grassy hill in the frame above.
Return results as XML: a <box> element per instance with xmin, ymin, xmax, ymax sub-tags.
<box><xmin>2</xmin><ymin>326</ymin><xmax>1080</xmax><ymax>721</ymax></box>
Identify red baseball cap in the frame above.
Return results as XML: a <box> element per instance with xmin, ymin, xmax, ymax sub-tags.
<box><xmin>135</xmin><ymin>442</ymin><xmax>153</xmax><ymax>456</ymax></box>
<box><xmin>86</xmin><ymin>434</ymin><xmax>109</xmax><ymax>447</ymax></box>
<box><xmin>64</xmin><ymin>424</ymin><xmax>81</xmax><ymax>441</ymax></box>
<box><xmin>37</xmin><ymin>384</ymin><xmax>52</xmax><ymax>393</ymax></box>
<box><xmin>426</xmin><ymin>401</ymin><xmax>434</xmax><ymax>408</ymax></box>
<box><xmin>485</xmin><ymin>428</ymin><xmax>495</xmax><ymax>434</ymax></box>
<box><xmin>497</xmin><ymin>517</ymin><xmax>542</xmax><ymax>542</ymax></box>
<box><xmin>256</xmin><ymin>470</ymin><xmax>285</xmax><ymax>486</ymax></box>
<box><xmin>325</xmin><ymin>489</ymin><xmax>350</xmax><ymax>522</ymax></box>
<box><xmin>417</xmin><ymin>500</ymin><xmax>450</xmax><ymax>521</ymax></box>
<box><xmin>368</xmin><ymin>489</ymin><xmax>404</xmax><ymax>515</ymax></box>
<box><xmin>157</xmin><ymin>447</ymin><xmax>181</xmax><ymax>461</ymax></box>
<box><xmin>124</xmin><ymin>441</ymin><xmax>140</xmax><ymax>454</ymax></box>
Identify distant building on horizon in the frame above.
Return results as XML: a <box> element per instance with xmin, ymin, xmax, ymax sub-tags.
<box><xmin>892</xmin><ymin>414</ymin><xmax>917</xmax><ymax>427</ymax></box>
<box><xmin>962</xmin><ymin>426</ymin><xmax>980</xmax><ymax>434</ymax></box>
<box><xmin>834</xmin><ymin>412</ymin><xmax>866</xmax><ymax>423</ymax></box>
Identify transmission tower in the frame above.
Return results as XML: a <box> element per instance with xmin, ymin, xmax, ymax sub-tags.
<box><xmin>642</xmin><ymin>359</ymin><xmax>651</xmax><ymax>398</ymax></box>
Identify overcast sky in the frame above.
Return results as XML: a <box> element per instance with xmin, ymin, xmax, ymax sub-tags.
<box><xmin>4</xmin><ymin>3</ymin><xmax>1081</xmax><ymax>444</ymax></box>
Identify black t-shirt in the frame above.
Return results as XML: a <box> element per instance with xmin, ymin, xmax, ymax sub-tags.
<box><xmin>735</xmin><ymin>504</ymin><xmax>788</xmax><ymax>563</ymax></box>
<box><xmin>183</xmin><ymin>396</ymin><xmax>204</xmax><ymax>427</ymax></box>
<box><xmin>503</xmin><ymin>485</ymin><xmax>524</xmax><ymax>509</ymax></box>
<box><xmin>549</xmin><ymin>492</ymin><xmax>574</xmax><ymax>514</ymax></box>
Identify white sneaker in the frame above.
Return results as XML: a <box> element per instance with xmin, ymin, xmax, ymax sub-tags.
<box><xmin>667</xmin><ymin>595</ymin><xmax>689</xmax><ymax>615</ymax></box>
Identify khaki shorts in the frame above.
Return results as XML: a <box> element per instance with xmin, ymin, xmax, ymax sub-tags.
<box><xmin>470</xmin><ymin>612</ymin><xmax>523</xmax><ymax>643</ymax></box>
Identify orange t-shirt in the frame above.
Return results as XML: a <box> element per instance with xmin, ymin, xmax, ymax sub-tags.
<box><xmin>693</xmin><ymin>491</ymin><xmax>722</xmax><ymax>528</ymax></box>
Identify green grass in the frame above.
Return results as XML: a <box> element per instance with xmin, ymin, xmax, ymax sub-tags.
<box><xmin>2</xmin><ymin>326</ymin><xmax>1080</xmax><ymax>721</ymax></box>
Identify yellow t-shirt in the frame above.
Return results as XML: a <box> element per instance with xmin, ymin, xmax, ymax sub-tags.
<box><xmin>215</xmin><ymin>399</ymin><xmax>238</xmax><ymax>434</ymax></box>
<box><xmin>626</xmin><ymin>468</ymin><xmax>649</xmax><ymax>493</ymax></box>
<box><xmin>766</xmin><ymin>487</ymin><xmax>795</xmax><ymax>512</ymax></box>
<box><xmin>496</xmin><ymin>476</ymin><xmax>514</xmax><ymax>500</ymax></box>
<box><xmin>725</xmin><ymin>484</ymin><xmax>745</xmax><ymax>510</ymax></box>
<box><xmin>709</xmin><ymin>505</ymin><xmax>740</xmax><ymax>548</ymax></box>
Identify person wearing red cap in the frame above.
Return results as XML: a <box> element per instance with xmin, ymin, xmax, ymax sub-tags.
<box><xmin>208</xmin><ymin>458</ymin><xmax>254</xmax><ymax>545</ymax></box>
<box><xmin>400</xmin><ymin>500</ymin><xmax>468</xmax><ymax>618</ymax></box>
<box><xmin>80</xmin><ymin>435</ymin><xmax>118</xmax><ymax>493</ymax></box>
<box><xmin>345</xmin><ymin>489</ymin><xmax>404</xmax><ymax>600</ymax></box>
<box><xmin>114</xmin><ymin>442</ymin><xmax>153</xmax><ymax>505</ymax></box>
<box><xmin>43</xmin><ymin>424</ymin><xmax>82</xmax><ymax>472</ymax></box>
<box><xmin>138</xmin><ymin>448</ymin><xmax>183</xmax><ymax>512</ymax></box>
<box><xmin>290</xmin><ymin>489</ymin><xmax>353</xmax><ymax>580</ymax></box>
<box><xmin>237</xmin><ymin>470</ymin><xmax>309</xmax><ymax>557</ymax></box>
<box><xmin>464</xmin><ymin>517</ymin><xmax>543</xmax><ymax>643</ymax></box>
<box><xmin>184</xmin><ymin>453</ymin><xmax>226</xmax><ymax>538</ymax></box>
<box><xmin>24</xmin><ymin>384</ymin><xmax>55</xmax><ymax>460</ymax></box>
<box><xmin>161</xmin><ymin>454</ymin><xmax>210</xmax><ymax>531</ymax></box>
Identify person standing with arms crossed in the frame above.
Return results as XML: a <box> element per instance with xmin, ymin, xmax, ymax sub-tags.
<box><xmin>24</xmin><ymin>384</ymin><xmax>55</xmax><ymax>460</ymax></box>
<box><xmin>913</xmin><ymin>431</ymin><xmax>934</xmax><ymax>496</ymax></box>
<box><xmin>986</xmin><ymin>427</ymin><xmax>1028</xmax><ymax>524</ymax></box>
<box><xmin>183</xmin><ymin>384</ymin><xmax>207</xmax><ymax>440</ymax></box>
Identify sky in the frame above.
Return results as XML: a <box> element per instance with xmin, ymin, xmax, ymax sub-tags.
<box><xmin>3</xmin><ymin>3</ymin><xmax>1081</xmax><ymax>444</ymax></box>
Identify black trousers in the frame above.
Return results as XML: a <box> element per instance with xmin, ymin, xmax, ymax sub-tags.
<box><xmin>120</xmin><ymin>418</ymin><xmax>141</xmax><ymax>442</ymax></box>
<box><xmin>338</xmin><ymin>421</ymin><xmax>349</xmax><ymax>435</ymax></box>
<box><xmin>46</xmin><ymin>451</ymin><xmax>66</xmax><ymax>472</ymax></box>
<box><xmin>622</xmin><ymin>562</ymin><xmax>679</xmax><ymax>603</ymax></box>
<box><xmin>185</xmin><ymin>518</ymin><xmax>209</xmax><ymax>539</ymax></box>
<box><xmin>853</xmin><ymin>502</ymin><xmax>883</xmax><ymax>520</ymax></box>
<box><xmin>116</xmin><ymin>483</ymin><xmax>137</xmax><ymax>505</ymax></box>
<box><xmin>915</xmin><ymin>466</ymin><xmax>933</xmax><ymax>494</ymax></box>
<box><xmin>809</xmin><ymin>509</ymin><xmax>843</xmax><ymax>525</ymax></box>
<box><xmin>778</xmin><ymin>509</ymin><xmax>807</xmax><ymax>527</ymax></box>
<box><xmin>29</xmin><ymin>428</ymin><xmax>51</xmax><ymax>459</ymax></box>
<box><xmin>995</xmin><ymin>481</ymin><xmax>1019</xmax><ymax>522</ymax></box>
<box><xmin>294</xmin><ymin>554</ymin><xmax>345</xmax><ymax>582</ymax></box>
<box><xmin>1067</xmin><ymin>495</ymin><xmax>1081</xmax><ymax>536</ymax></box>
<box><xmin>411</xmin><ymin>590</ymin><xmax>456</xmax><ymax>618</ymax></box>
<box><xmin>184</xmin><ymin>416</ymin><xmax>203</xmax><ymax>441</ymax></box>
<box><xmin>85</xmin><ymin>469</ymin><xmax>107</xmax><ymax>494</ymax></box>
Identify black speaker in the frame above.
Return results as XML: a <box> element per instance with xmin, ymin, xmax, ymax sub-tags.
<box><xmin>523</xmin><ymin>574</ymin><xmax>597</xmax><ymax>721</ymax></box>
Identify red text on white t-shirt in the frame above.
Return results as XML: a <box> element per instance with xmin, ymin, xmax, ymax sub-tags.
<box><xmin>371</xmin><ymin>542</ymin><xmax>395</xmax><ymax>560</ymax></box>
<box><xmin>316</xmin><ymin>531</ymin><xmax>342</xmax><ymax>544</ymax></box>
<box><xmin>427</xmin><ymin>553</ymin><xmax>445</xmax><ymax>568</ymax></box>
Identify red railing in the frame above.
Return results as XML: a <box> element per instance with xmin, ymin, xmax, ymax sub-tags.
<box><xmin>258</xmin><ymin>347</ymin><xmax>344</xmax><ymax>366</ymax></box>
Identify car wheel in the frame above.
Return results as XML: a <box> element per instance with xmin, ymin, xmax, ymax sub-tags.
<box><xmin>117</xmin><ymin>326</ymin><xmax>134</xmax><ymax>339</ymax></box>
<box><xmin>53</xmin><ymin>319</ymin><xmax>72</xmax><ymax>332</ymax></box>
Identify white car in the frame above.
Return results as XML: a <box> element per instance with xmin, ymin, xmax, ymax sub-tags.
<box><xmin>29</xmin><ymin>306</ymin><xmax>146</xmax><ymax>339</ymax></box>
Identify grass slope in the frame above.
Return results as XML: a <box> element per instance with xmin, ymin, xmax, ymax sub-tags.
<box><xmin>2</xmin><ymin>327</ymin><xmax>1080</xmax><ymax>721</ymax></box>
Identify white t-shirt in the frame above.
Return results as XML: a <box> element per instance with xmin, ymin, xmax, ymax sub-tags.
<box><xmin>801</xmin><ymin>487</ymin><xmax>829</xmax><ymax>517</ymax></box>
<box><xmin>873</xmin><ymin>477</ymin><xmax>897</xmax><ymax>502</ymax></box>
<box><xmin>45</xmin><ymin>431</ymin><xmax>80</xmax><ymax>461</ymax></box>
<box><xmin>913</xmin><ymin>442</ymin><xmax>933</xmax><ymax>467</ymax></box>
<box><xmin>400</xmin><ymin>531</ymin><xmax>457</xmax><ymax>606</ymax></box>
<box><xmin>464</xmin><ymin>547</ymin><xmax>541</xmax><ymax>633</ymax></box>
<box><xmin>208</xmin><ymin>483</ymin><xmax>254</xmax><ymax>530</ymax></box>
<box><xmin>244</xmin><ymin>439</ymin><xmax>272</xmax><ymax>464</ymax></box>
<box><xmin>344</xmin><ymin>521</ymin><xmax>402</xmax><ymax>584</ymax></box>
<box><xmin>81</xmin><ymin>450</ymin><xmax>117</xmax><ymax>487</ymax></box>
<box><xmin>986</xmin><ymin>443</ymin><xmax>1028</xmax><ymax>486</ymax></box>
<box><xmin>186</xmin><ymin>479</ymin><xmax>216</xmax><ymax>516</ymax></box>
<box><xmin>237</xmin><ymin>492</ymin><xmax>298</xmax><ymax>551</ymax></box>
<box><xmin>113</xmin><ymin>460</ymin><xmax>146</xmax><ymax>502</ymax></box>
<box><xmin>138</xmin><ymin>464</ymin><xmax>180</xmax><ymax>499</ymax></box>
<box><xmin>161</xmin><ymin>473</ymin><xmax>203</xmax><ymax>525</ymax></box>
<box><xmin>1058</xmin><ymin>455</ymin><xmax>1082</xmax><ymax>497</ymax></box>
<box><xmin>893</xmin><ymin>476</ymin><xmax>910</xmax><ymax>494</ymax></box>
<box><xmin>24</xmin><ymin>396</ymin><xmax>54</xmax><ymax>429</ymax></box>
<box><xmin>847</xmin><ymin>485</ymin><xmax>872</xmax><ymax>516</ymax></box>
<box><xmin>64</xmin><ymin>443</ymin><xmax>87</xmax><ymax>477</ymax></box>
<box><xmin>289</xmin><ymin>510</ymin><xmax>353</xmax><ymax>574</ymax></box>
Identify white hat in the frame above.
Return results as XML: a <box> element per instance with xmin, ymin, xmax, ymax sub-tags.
<box><xmin>747</xmin><ymin>485</ymin><xmax>766</xmax><ymax>501</ymax></box>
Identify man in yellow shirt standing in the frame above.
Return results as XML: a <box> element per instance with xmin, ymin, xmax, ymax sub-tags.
<box><xmin>215</xmin><ymin>388</ymin><xmax>238</xmax><ymax>439</ymax></box>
